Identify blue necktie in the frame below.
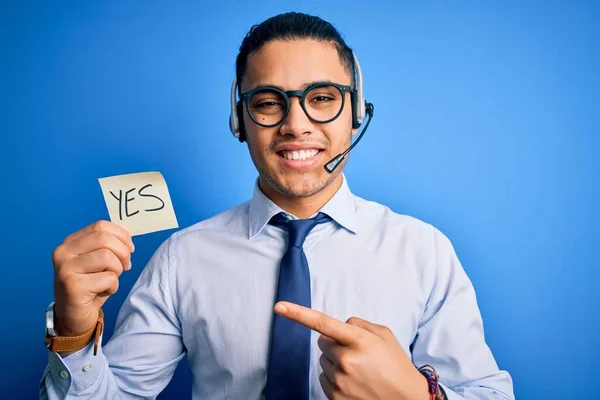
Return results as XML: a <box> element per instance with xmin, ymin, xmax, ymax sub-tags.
<box><xmin>265</xmin><ymin>212</ymin><xmax>332</xmax><ymax>400</ymax></box>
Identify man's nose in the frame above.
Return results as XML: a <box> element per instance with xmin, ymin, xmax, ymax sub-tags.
<box><xmin>278</xmin><ymin>97</ymin><xmax>314</xmax><ymax>137</ymax></box>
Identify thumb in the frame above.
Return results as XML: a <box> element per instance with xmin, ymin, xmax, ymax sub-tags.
<box><xmin>90</xmin><ymin>271</ymin><xmax>120</xmax><ymax>307</ymax></box>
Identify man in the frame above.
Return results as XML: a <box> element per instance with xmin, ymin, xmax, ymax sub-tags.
<box><xmin>41</xmin><ymin>12</ymin><xmax>514</xmax><ymax>400</ymax></box>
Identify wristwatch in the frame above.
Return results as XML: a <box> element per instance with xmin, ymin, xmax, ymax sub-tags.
<box><xmin>45</xmin><ymin>302</ymin><xmax>104</xmax><ymax>355</ymax></box>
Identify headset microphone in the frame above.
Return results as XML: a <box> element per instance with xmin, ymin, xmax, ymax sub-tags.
<box><xmin>324</xmin><ymin>102</ymin><xmax>374</xmax><ymax>173</ymax></box>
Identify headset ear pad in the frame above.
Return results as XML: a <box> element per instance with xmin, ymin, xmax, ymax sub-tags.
<box><xmin>236</xmin><ymin>100</ymin><xmax>246</xmax><ymax>143</ymax></box>
<box><xmin>350</xmin><ymin>91</ymin><xmax>361</xmax><ymax>130</ymax></box>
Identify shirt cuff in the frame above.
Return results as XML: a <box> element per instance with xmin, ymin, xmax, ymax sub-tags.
<box><xmin>47</xmin><ymin>335</ymin><xmax>105</xmax><ymax>395</ymax></box>
<box><xmin>439</xmin><ymin>383</ymin><xmax>463</xmax><ymax>400</ymax></box>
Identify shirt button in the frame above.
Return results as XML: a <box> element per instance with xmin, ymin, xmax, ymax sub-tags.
<box><xmin>82</xmin><ymin>364</ymin><xmax>92</xmax><ymax>372</ymax></box>
<box><xmin>59</xmin><ymin>370</ymin><xmax>69</xmax><ymax>379</ymax></box>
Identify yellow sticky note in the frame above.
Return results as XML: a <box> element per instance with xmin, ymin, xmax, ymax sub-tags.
<box><xmin>98</xmin><ymin>171</ymin><xmax>179</xmax><ymax>236</ymax></box>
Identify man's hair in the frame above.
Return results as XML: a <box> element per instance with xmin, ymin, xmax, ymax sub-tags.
<box><xmin>235</xmin><ymin>12</ymin><xmax>355</xmax><ymax>94</ymax></box>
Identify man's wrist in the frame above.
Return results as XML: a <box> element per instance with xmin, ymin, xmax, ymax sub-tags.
<box><xmin>416</xmin><ymin>371</ymin><xmax>433</xmax><ymax>400</ymax></box>
<box><xmin>398</xmin><ymin>368</ymin><xmax>431</xmax><ymax>400</ymax></box>
<box><xmin>45</xmin><ymin>303</ymin><xmax>104</xmax><ymax>356</ymax></box>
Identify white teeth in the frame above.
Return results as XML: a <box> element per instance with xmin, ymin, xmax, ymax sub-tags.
<box><xmin>281</xmin><ymin>149</ymin><xmax>319</xmax><ymax>161</ymax></box>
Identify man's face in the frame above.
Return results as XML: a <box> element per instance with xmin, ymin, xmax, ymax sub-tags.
<box><xmin>240</xmin><ymin>39</ymin><xmax>354</xmax><ymax>198</ymax></box>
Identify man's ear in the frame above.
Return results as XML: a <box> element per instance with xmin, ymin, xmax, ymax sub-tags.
<box><xmin>351</xmin><ymin>127</ymin><xmax>359</xmax><ymax>136</ymax></box>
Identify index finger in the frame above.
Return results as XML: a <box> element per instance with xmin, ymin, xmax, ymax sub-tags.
<box><xmin>65</xmin><ymin>220</ymin><xmax>134</xmax><ymax>251</ymax></box>
<box><xmin>274</xmin><ymin>301</ymin><xmax>362</xmax><ymax>346</ymax></box>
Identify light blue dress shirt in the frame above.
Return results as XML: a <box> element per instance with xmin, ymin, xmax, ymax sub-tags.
<box><xmin>41</xmin><ymin>175</ymin><xmax>514</xmax><ymax>399</ymax></box>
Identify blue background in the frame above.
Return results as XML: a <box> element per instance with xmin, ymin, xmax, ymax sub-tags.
<box><xmin>2</xmin><ymin>1</ymin><xmax>598</xmax><ymax>399</ymax></box>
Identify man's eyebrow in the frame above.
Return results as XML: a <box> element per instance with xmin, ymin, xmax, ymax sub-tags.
<box><xmin>250</xmin><ymin>79</ymin><xmax>337</xmax><ymax>91</ymax></box>
<box><xmin>299</xmin><ymin>80</ymin><xmax>335</xmax><ymax>90</ymax></box>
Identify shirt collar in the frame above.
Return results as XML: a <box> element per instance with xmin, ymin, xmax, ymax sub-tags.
<box><xmin>248</xmin><ymin>174</ymin><xmax>358</xmax><ymax>239</ymax></box>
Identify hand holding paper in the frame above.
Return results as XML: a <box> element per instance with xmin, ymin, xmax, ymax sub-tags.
<box><xmin>50</xmin><ymin>171</ymin><xmax>178</xmax><ymax>350</ymax></box>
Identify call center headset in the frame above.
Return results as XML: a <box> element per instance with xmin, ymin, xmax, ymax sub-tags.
<box><xmin>229</xmin><ymin>52</ymin><xmax>374</xmax><ymax>174</ymax></box>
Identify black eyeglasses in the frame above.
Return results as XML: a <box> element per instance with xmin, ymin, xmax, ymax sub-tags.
<box><xmin>240</xmin><ymin>82</ymin><xmax>353</xmax><ymax>128</ymax></box>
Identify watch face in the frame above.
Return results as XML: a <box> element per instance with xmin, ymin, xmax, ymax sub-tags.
<box><xmin>46</xmin><ymin>302</ymin><xmax>56</xmax><ymax>337</ymax></box>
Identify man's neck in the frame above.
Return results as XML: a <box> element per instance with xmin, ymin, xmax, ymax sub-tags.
<box><xmin>259</xmin><ymin>175</ymin><xmax>343</xmax><ymax>219</ymax></box>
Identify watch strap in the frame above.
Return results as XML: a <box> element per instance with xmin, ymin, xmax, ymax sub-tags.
<box><xmin>45</xmin><ymin>309</ymin><xmax>104</xmax><ymax>355</ymax></box>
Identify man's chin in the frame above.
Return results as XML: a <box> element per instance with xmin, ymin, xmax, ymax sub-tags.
<box><xmin>263</xmin><ymin>173</ymin><xmax>329</xmax><ymax>198</ymax></box>
<box><xmin>278</xmin><ymin>179</ymin><xmax>325</xmax><ymax>198</ymax></box>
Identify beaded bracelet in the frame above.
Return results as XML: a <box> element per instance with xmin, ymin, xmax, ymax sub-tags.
<box><xmin>418</xmin><ymin>364</ymin><xmax>445</xmax><ymax>400</ymax></box>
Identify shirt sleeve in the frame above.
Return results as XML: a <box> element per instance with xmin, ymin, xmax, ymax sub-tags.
<box><xmin>40</xmin><ymin>237</ymin><xmax>186</xmax><ymax>399</ymax></box>
<box><xmin>411</xmin><ymin>227</ymin><xmax>515</xmax><ymax>399</ymax></box>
